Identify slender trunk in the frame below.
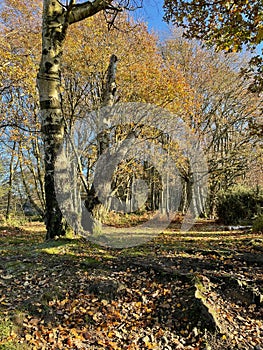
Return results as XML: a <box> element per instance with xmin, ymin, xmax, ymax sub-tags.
<box><xmin>150</xmin><ymin>166</ymin><xmax>154</xmax><ymax>211</ymax></box>
<box><xmin>18</xmin><ymin>144</ymin><xmax>45</xmax><ymax>218</ymax></box>
<box><xmin>6</xmin><ymin>142</ymin><xmax>17</xmax><ymax>220</ymax></box>
<box><xmin>32</xmin><ymin>137</ymin><xmax>45</xmax><ymax>209</ymax></box>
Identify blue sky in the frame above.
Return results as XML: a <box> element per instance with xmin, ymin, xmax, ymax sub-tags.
<box><xmin>133</xmin><ymin>1</ymin><xmax>262</xmax><ymax>54</ymax></box>
<box><xmin>133</xmin><ymin>0</ymin><xmax>171</xmax><ymax>37</ymax></box>
<box><xmin>0</xmin><ymin>0</ymin><xmax>169</xmax><ymax>38</ymax></box>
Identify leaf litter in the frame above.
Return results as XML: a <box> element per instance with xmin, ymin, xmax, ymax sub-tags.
<box><xmin>0</xmin><ymin>222</ymin><xmax>262</xmax><ymax>349</ymax></box>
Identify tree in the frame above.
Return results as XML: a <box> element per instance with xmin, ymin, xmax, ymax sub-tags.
<box><xmin>61</xmin><ymin>12</ymin><xmax>190</xmax><ymax>210</ymax></box>
<box><xmin>37</xmin><ymin>0</ymin><xmax>144</xmax><ymax>239</ymax></box>
<box><xmin>0</xmin><ymin>0</ymin><xmax>40</xmax><ymax>131</ymax></box>
<box><xmin>161</xmin><ymin>32</ymin><xmax>262</xmax><ymax>217</ymax></box>
<box><xmin>0</xmin><ymin>1</ymin><xmax>44</xmax><ymax>219</ymax></box>
<box><xmin>38</xmin><ymin>4</ymin><xmax>193</xmax><ymax>238</ymax></box>
<box><xmin>163</xmin><ymin>0</ymin><xmax>263</xmax><ymax>93</ymax></box>
<box><xmin>1</xmin><ymin>0</ymin><xmax>191</xmax><ymax>235</ymax></box>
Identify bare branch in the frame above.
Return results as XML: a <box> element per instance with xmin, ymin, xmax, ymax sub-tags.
<box><xmin>68</xmin><ymin>0</ymin><xmax>142</xmax><ymax>25</ymax></box>
<box><xmin>68</xmin><ymin>0</ymin><xmax>114</xmax><ymax>24</ymax></box>
<box><xmin>0</xmin><ymin>123</ymin><xmax>41</xmax><ymax>133</ymax></box>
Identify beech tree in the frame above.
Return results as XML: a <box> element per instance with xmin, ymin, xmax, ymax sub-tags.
<box><xmin>161</xmin><ymin>32</ymin><xmax>262</xmax><ymax>216</ymax></box>
<box><xmin>163</xmin><ymin>0</ymin><xmax>263</xmax><ymax>93</ymax></box>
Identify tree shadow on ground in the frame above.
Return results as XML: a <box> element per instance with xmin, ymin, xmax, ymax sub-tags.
<box><xmin>0</xmin><ymin>224</ymin><xmax>262</xmax><ymax>349</ymax></box>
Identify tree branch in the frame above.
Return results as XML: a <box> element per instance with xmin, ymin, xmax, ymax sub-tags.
<box><xmin>68</xmin><ymin>0</ymin><xmax>114</xmax><ymax>24</ymax></box>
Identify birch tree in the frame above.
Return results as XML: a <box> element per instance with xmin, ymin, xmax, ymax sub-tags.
<box><xmin>37</xmin><ymin>0</ymin><xmax>140</xmax><ymax>239</ymax></box>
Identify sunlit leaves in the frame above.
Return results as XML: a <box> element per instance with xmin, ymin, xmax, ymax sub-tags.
<box><xmin>163</xmin><ymin>0</ymin><xmax>262</xmax><ymax>50</ymax></box>
<box><xmin>163</xmin><ymin>0</ymin><xmax>263</xmax><ymax>92</ymax></box>
<box><xmin>0</xmin><ymin>224</ymin><xmax>262</xmax><ymax>349</ymax></box>
<box><xmin>62</xmin><ymin>12</ymin><xmax>191</xmax><ymax>115</ymax></box>
<box><xmin>0</xmin><ymin>0</ymin><xmax>41</xmax><ymax>94</ymax></box>
<box><xmin>161</xmin><ymin>32</ymin><xmax>262</xmax><ymax>198</ymax></box>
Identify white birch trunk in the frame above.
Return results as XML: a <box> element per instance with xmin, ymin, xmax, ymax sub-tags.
<box><xmin>37</xmin><ymin>0</ymin><xmax>114</xmax><ymax>239</ymax></box>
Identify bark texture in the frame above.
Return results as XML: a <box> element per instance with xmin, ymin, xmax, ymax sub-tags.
<box><xmin>37</xmin><ymin>0</ymin><xmax>114</xmax><ymax>239</ymax></box>
<box><xmin>85</xmin><ymin>54</ymin><xmax>118</xmax><ymax>232</ymax></box>
<box><xmin>37</xmin><ymin>0</ymin><xmax>67</xmax><ymax>239</ymax></box>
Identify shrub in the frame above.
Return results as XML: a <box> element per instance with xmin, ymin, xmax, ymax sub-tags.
<box><xmin>216</xmin><ymin>186</ymin><xmax>263</xmax><ymax>225</ymax></box>
<box><xmin>252</xmin><ymin>215</ymin><xmax>263</xmax><ymax>232</ymax></box>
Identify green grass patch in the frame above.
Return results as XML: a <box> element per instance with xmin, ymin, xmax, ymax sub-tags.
<box><xmin>0</xmin><ymin>316</ymin><xmax>27</xmax><ymax>350</ymax></box>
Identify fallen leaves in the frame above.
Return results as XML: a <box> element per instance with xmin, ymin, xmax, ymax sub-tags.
<box><xmin>0</xmin><ymin>223</ymin><xmax>262</xmax><ymax>349</ymax></box>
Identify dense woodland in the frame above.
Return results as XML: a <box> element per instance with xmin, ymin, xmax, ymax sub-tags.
<box><xmin>0</xmin><ymin>0</ymin><xmax>262</xmax><ymax>233</ymax></box>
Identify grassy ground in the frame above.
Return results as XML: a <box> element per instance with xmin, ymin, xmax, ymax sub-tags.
<box><xmin>0</xmin><ymin>221</ymin><xmax>262</xmax><ymax>349</ymax></box>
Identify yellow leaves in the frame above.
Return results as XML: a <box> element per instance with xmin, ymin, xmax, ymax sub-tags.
<box><xmin>107</xmin><ymin>340</ymin><xmax>120</xmax><ymax>349</ymax></box>
<box><xmin>135</xmin><ymin>301</ymin><xmax>142</xmax><ymax>308</ymax></box>
<box><xmin>107</xmin><ymin>330</ymin><xmax>115</xmax><ymax>338</ymax></box>
<box><xmin>92</xmin><ymin>312</ymin><xmax>101</xmax><ymax>322</ymax></box>
<box><xmin>143</xmin><ymin>335</ymin><xmax>158</xmax><ymax>349</ymax></box>
<box><xmin>25</xmin><ymin>333</ymin><xmax>32</xmax><ymax>341</ymax></box>
<box><xmin>64</xmin><ymin>12</ymin><xmax>191</xmax><ymax>113</ymax></box>
<box><xmin>0</xmin><ymin>0</ymin><xmax>40</xmax><ymax>97</ymax></box>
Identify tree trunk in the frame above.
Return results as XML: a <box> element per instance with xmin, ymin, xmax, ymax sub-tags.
<box><xmin>6</xmin><ymin>141</ymin><xmax>17</xmax><ymax>220</ymax></box>
<box><xmin>18</xmin><ymin>143</ymin><xmax>45</xmax><ymax>218</ymax></box>
<box><xmin>31</xmin><ymin>136</ymin><xmax>46</xmax><ymax>211</ymax></box>
<box><xmin>85</xmin><ymin>54</ymin><xmax>118</xmax><ymax>231</ymax></box>
<box><xmin>37</xmin><ymin>0</ymin><xmax>68</xmax><ymax>239</ymax></box>
<box><xmin>37</xmin><ymin>0</ymin><xmax>114</xmax><ymax>239</ymax></box>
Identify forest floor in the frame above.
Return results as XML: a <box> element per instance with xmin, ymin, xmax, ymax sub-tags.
<box><xmin>0</xmin><ymin>220</ymin><xmax>262</xmax><ymax>350</ymax></box>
